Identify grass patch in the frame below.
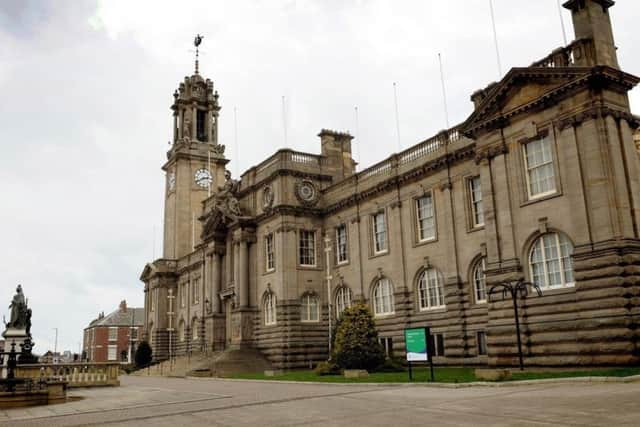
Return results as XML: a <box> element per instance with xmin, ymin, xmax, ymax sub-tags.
<box><xmin>228</xmin><ymin>366</ymin><xmax>640</xmax><ymax>384</ymax></box>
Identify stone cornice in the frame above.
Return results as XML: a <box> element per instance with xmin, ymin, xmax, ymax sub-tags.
<box><xmin>556</xmin><ymin>105</ymin><xmax>640</xmax><ymax>130</ymax></box>
<box><xmin>324</xmin><ymin>144</ymin><xmax>476</xmax><ymax>215</ymax></box>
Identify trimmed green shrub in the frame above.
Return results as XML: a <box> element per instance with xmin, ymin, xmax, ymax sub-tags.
<box><xmin>314</xmin><ymin>360</ymin><xmax>341</xmax><ymax>376</ymax></box>
<box><xmin>135</xmin><ymin>341</ymin><xmax>153</xmax><ymax>367</ymax></box>
<box><xmin>375</xmin><ymin>357</ymin><xmax>405</xmax><ymax>373</ymax></box>
<box><xmin>333</xmin><ymin>304</ymin><xmax>385</xmax><ymax>371</ymax></box>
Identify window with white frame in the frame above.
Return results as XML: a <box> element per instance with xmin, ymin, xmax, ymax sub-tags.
<box><xmin>300</xmin><ymin>294</ymin><xmax>320</xmax><ymax>322</ymax></box>
<box><xmin>107</xmin><ymin>345</ymin><xmax>117</xmax><ymax>361</ymax></box>
<box><xmin>529</xmin><ymin>232</ymin><xmax>574</xmax><ymax>289</ymax></box>
<box><xmin>108</xmin><ymin>327</ymin><xmax>118</xmax><ymax>342</ymax></box>
<box><xmin>417</xmin><ymin>268</ymin><xmax>445</xmax><ymax>310</ymax></box>
<box><xmin>372</xmin><ymin>212</ymin><xmax>388</xmax><ymax>253</ymax></box>
<box><xmin>336</xmin><ymin>224</ymin><xmax>348</xmax><ymax>264</ymax></box>
<box><xmin>379</xmin><ymin>337</ymin><xmax>393</xmax><ymax>357</ymax></box>
<box><xmin>469</xmin><ymin>176</ymin><xmax>484</xmax><ymax>227</ymax></box>
<box><xmin>265</xmin><ymin>233</ymin><xmax>275</xmax><ymax>271</ymax></box>
<box><xmin>416</xmin><ymin>194</ymin><xmax>435</xmax><ymax>241</ymax></box>
<box><xmin>264</xmin><ymin>293</ymin><xmax>277</xmax><ymax>325</ymax></box>
<box><xmin>432</xmin><ymin>333</ymin><xmax>446</xmax><ymax>357</ymax></box>
<box><xmin>335</xmin><ymin>287</ymin><xmax>352</xmax><ymax>317</ymax></box>
<box><xmin>372</xmin><ymin>278</ymin><xmax>394</xmax><ymax>316</ymax></box>
<box><xmin>524</xmin><ymin>136</ymin><xmax>556</xmax><ymax>198</ymax></box>
<box><xmin>299</xmin><ymin>230</ymin><xmax>316</xmax><ymax>266</ymax></box>
<box><xmin>473</xmin><ymin>257</ymin><xmax>487</xmax><ymax>303</ymax></box>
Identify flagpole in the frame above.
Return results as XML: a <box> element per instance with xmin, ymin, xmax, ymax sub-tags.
<box><xmin>438</xmin><ymin>53</ymin><xmax>450</xmax><ymax>129</ymax></box>
<box><xmin>489</xmin><ymin>0</ymin><xmax>502</xmax><ymax>78</ymax></box>
<box><xmin>557</xmin><ymin>0</ymin><xmax>568</xmax><ymax>46</ymax></box>
<box><xmin>282</xmin><ymin>96</ymin><xmax>288</xmax><ymax>147</ymax></box>
<box><xmin>354</xmin><ymin>106</ymin><xmax>361</xmax><ymax>168</ymax></box>
<box><xmin>393</xmin><ymin>82</ymin><xmax>401</xmax><ymax>152</ymax></box>
<box><xmin>234</xmin><ymin>106</ymin><xmax>239</xmax><ymax>177</ymax></box>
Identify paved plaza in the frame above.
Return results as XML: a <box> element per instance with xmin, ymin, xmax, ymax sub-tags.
<box><xmin>1</xmin><ymin>376</ymin><xmax>640</xmax><ymax>426</ymax></box>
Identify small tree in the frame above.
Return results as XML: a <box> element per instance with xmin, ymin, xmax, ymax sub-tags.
<box><xmin>135</xmin><ymin>341</ymin><xmax>153</xmax><ymax>367</ymax></box>
<box><xmin>333</xmin><ymin>304</ymin><xmax>385</xmax><ymax>371</ymax></box>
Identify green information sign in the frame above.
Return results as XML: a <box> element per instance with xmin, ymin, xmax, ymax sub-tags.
<box><xmin>405</xmin><ymin>327</ymin><xmax>428</xmax><ymax>362</ymax></box>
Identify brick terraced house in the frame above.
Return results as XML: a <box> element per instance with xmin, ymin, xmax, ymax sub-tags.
<box><xmin>142</xmin><ymin>0</ymin><xmax>640</xmax><ymax>368</ymax></box>
<box><xmin>83</xmin><ymin>301</ymin><xmax>144</xmax><ymax>363</ymax></box>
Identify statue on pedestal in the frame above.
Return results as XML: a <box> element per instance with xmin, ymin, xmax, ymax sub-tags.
<box><xmin>5</xmin><ymin>285</ymin><xmax>28</xmax><ymax>331</ymax></box>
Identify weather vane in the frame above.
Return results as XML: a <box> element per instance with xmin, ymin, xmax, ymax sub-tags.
<box><xmin>194</xmin><ymin>34</ymin><xmax>203</xmax><ymax>74</ymax></box>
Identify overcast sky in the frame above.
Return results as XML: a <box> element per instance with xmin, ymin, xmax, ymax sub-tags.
<box><xmin>1</xmin><ymin>0</ymin><xmax>638</xmax><ymax>354</ymax></box>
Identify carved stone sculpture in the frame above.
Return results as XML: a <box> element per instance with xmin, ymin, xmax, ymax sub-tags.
<box><xmin>214</xmin><ymin>170</ymin><xmax>242</xmax><ymax>222</ymax></box>
<box><xmin>7</xmin><ymin>285</ymin><xmax>27</xmax><ymax>330</ymax></box>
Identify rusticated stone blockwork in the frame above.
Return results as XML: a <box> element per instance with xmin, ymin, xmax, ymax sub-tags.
<box><xmin>141</xmin><ymin>0</ymin><xmax>640</xmax><ymax>369</ymax></box>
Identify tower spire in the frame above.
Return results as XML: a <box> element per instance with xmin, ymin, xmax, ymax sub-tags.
<box><xmin>194</xmin><ymin>34</ymin><xmax>203</xmax><ymax>74</ymax></box>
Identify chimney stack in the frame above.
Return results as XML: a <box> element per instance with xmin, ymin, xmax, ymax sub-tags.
<box><xmin>119</xmin><ymin>300</ymin><xmax>127</xmax><ymax>312</ymax></box>
<box><xmin>563</xmin><ymin>0</ymin><xmax>619</xmax><ymax>68</ymax></box>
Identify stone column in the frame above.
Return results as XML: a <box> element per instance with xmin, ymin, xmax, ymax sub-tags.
<box><xmin>212</xmin><ymin>252</ymin><xmax>222</xmax><ymax>314</ymax></box>
<box><xmin>239</xmin><ymin>240</ymin><xmax>249</xmax><ymax>308</ymax></box>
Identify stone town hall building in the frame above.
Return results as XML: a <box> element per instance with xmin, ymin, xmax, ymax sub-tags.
<box><xmin>142</xmin><ymin>1</ymin><xmax>640</xmax><ymax>368</ymax></box>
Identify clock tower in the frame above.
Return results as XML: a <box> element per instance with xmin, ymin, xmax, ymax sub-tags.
<box><xmin>162</xmin><ymin>38</ymin><xmax>228</xmax><ymax>260</ymax></box>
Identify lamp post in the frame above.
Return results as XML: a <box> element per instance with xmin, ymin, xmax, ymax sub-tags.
<box><xmin>488</xmin><ymin>279</ymin><xmax>542</xmax><ymax>371</ymax></box>
<box><xmin>324</xmin><ymin>235</ymin><xmax>333</xmax><ymax>358</ymax></box>
<box><xmin>167</xmin><ymin>289</ymin><xmax>175</xmax><ymax>366</ymax></box>
<box><xmin>52</xmin><ymin>328</ymin><xmax>58</xmax><ymax>364</ymax></box>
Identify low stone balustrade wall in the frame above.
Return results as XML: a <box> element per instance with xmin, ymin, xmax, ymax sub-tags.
<box><xmin>15</xmin><ymin>362</ymin><xmax>120</xmax><ymax>387</ymax></box>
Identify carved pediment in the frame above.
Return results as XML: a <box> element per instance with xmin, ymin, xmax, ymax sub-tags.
<box><xmin>463</xmin><ymin>66</ymin><xmax>639</xmax><ymax>138</ymax></box>
<box><xmin>462</xmin><ymin>67</ymin><xmax>592</xmax><ymax>138</ymax></box>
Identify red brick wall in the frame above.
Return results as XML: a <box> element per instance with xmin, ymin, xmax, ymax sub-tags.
<box><xmin>83</xmin><ymin>325</ymin><xmax>143</xmax><ymax>363</ymax></box>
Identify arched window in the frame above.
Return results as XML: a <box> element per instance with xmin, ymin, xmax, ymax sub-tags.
<box><xmin>335</xmin><ymin>287</ymin><xmax>352</xmax><ymax>317</ymax></box>
<box><xmin>264</xmin><ymin>292</ymin><xmax>277</xmax><ymax>326</ymax></box>
<box><xmin>473</xmin><ymin>258</ymin><xmax>487</xmax><ymax>303</ymax></box>
<box><xmin>417</xmin><ymin>268</ymin><xmax>445</xmax><ymax>310</ymax></box>
<box><xmin>192</xmin><ymin>319</ymin><xmax>199</xmax><ymax>341</ymax></box>
<box><xmin>178</xmin><ymin>320</ymin><xmax>185</xmax><ymax>342</ymax></box>
<box><xmin>372</xmin><ymin>278</ymin><xmax>394</xmax><ymax>316</ymax></box>
<box><xmin>529</xmin><ymin>232</ymin><xmax>574</xmax><ymax>289</ymax></box>
<box><xmin>301</xmin><ymin>294</ymin><xmax>319</xmax><ymax>322</ymax></box>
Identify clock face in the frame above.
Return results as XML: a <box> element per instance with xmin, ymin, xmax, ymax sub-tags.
<box><xmin>168</xmin><ymin>173</ymin><xmax>176</xmax><ymax>191</ymax></box>
<box><xmin>194</xmin><ymin>168</ymin><xmax>212</xmax><ymax>188</ymax></box>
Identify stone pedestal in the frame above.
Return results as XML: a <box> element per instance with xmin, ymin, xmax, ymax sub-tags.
<box><xmin>229</xmin><ymin>308</ymin><xmax>256</xmax><ymax>350</ymax></box>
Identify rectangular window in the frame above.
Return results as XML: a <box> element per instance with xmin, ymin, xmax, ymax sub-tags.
<box><xmin>379</xmin><ymin>337</ymin><xmax>393</xmax><ymax>357</ymax></box>
<box><xmin>181</xmin><ymin>283</ymin><xmax>186</xmax><ymax>308</ymax></box>
<box><xmin>336</xmin><ymin>224</ymin><xmax>348</xmax><ymax>264</ymax></box>
<box><xmin>150</xmin><ymin>289</ymin><xmax>155</xmax><ymax>312</ymax></box>
<box><xmin>108</xmin><ymin>327</ymin><xmax>118</xmax><ymax>342</ymax></box>
<box><xmin>299</xmin><ymin>230</ymin><xmax>316</xmax><ymax>266</ymax></box>
<box><xmin>477</xmin><ymin>331</ymin><xmax>488</xmax><ymax>356</ymax></box>
<box><xmin>430</xmin><ymin>333</ymin><xmax>445</xmax><ymax>357</ymax></box>
<box><xmin>131</xmin><ymin>328</ymin><xmax>138</xmax><ymax>340</ymax></box>
<box><xmin>416</xmin><ymin>194</ymin><xmax>435</xmax><ymax>241</ymax></box>
<box><xmin>196</xmin><ymin>109</ymin><xmax>206</xmax><ymax>141</ymax></box>
<box><xmin>524</xmin><ymin>136</ymin><xmax>556</xmax><ymax>198</ymax></box>
<box><xmin>107</xmin><ymin>345</ymin><xmax>117</xmax><ymax>361</ymax></box>
<box><xmin>192</xmin><ymin>278</ymin><xmax>199</xmax><ymax>305</ymax></box>
<box><xmin>469</xmin><ymin>176</ymin><xmax>484</xmax><ymax>227</ymax></box>
<box><xmin>265</xmin><ymin>233</ymin><xmax>275</xmax><ymax>271</ymax></box>
<box><xmin>372</xmin><ymin>212</ymin><xmax>388</xmax><ymax>253</ymax></box>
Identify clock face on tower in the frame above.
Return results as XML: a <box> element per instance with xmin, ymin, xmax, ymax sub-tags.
<box><xmin>194</xmin><ymin>168</ymin><xmax>212</xmax><ymax>188</ymax></box>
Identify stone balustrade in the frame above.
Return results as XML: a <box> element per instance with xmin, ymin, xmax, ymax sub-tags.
<box><xmin>15</xmin><ymin>362</ymin><xmax>120</xmax><ymax>388</ymax></box>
